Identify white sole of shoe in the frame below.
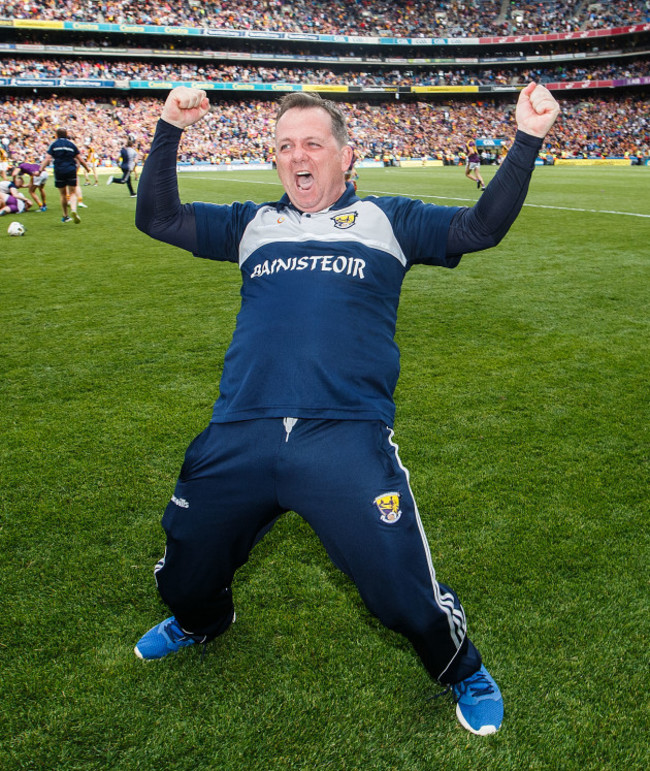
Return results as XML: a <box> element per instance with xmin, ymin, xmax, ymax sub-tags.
<box><xmin>456</xmin><ymin>704</ymin><xmax>498</xmax><ymax>735</ymax></box>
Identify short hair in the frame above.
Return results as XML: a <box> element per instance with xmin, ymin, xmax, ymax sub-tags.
<box><xmin>56</xmin><ymin>128</ymin><xmax>67</xmax><ymax>138</ymax></box>
<box><xmin>275</xmin><ymin>92</ymin><xmax>349</xmax><ymax>147</ymax></box>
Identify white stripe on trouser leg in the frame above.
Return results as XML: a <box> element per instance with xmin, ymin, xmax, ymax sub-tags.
<box><xmin>387</xmin><ymin>428</ymin><xmax>466</xmax><ymax>651</ymax></box>
<box><xmin>153</xmin><ymin>549</ymin><xmax>166</xmax><ymax>588</ymax></box>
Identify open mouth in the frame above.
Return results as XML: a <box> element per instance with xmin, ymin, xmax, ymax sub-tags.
<box><xmin>296</xmin><ymin>171</ymin><xmax>313</xmax><ymax>190</ymax></box>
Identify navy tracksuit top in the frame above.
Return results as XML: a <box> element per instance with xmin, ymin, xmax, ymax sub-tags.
<box><xmin>194</xmin><ymin>186</ymin><xmax>461</xmax><ymax>427</ymax></box>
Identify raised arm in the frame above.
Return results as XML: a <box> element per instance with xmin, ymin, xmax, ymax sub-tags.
<box><xmin>447</xmin><ymin>83</ymin><xmax>560</xmax><ymax>257</ymax></box>
<box><xmin>135</xmin><ymin>87</ymin><xmax>211</xmax><ymax>252</ymax></box>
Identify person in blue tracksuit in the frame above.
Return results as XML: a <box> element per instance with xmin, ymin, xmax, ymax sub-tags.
<box><xmin>107</xmin><ymin>135</ymin><xmax>138</xmax><ymax>196</ymax></box>
<box><xmin>38</xmin><ymin>128</ymin><xmax>90</xmax><ymax>223</ymax></box>
<box><xmin>133</xmin><ymin>83</ymin><xmax>559</xmax><ymax>736</ymax></box>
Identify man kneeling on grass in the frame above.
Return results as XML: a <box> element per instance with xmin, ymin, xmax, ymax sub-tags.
<box><xmin>134</xmin><ymin>82</ymin><xmax>560</xmax><ymax>736</ymax></box>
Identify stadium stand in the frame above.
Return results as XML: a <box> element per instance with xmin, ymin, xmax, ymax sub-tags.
<box><xmin>0</xmin><ymin>1</ymin><xmax>648</xmax><ymax>165</ymax></box>
<box><xmin>1</xmin><ymin>1</ymin><xmax>649</xmax><ymax>36</ymax></box>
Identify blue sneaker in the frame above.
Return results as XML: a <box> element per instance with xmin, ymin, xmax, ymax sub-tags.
<box><xmin>134</xmin><ymin>616</ymin><xmax>203</xmax><ymax>660</ymax></box>
<box><xmin>451</xmin><ymin>665</ymin><xmax>504</xmax><ymax>735</ymax></box>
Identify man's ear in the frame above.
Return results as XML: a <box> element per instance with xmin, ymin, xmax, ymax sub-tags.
<box><xmin>341</xmin><ymin>143</ymin><xmax>354</xmax><ymax>170</ymax></box>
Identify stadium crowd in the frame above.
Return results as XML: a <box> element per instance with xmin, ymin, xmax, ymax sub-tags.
<box><xmin>1</xmin><ymin>3</ymin><xmax>648</xmax><ymax>170</ymax></box>
<box><xmin>1</xmin><ymin>0</ymin><xmax>649</xmax><ymax>37</ymax></box>
<box><xmin>3</xmin><ymin>56</ymin><xmax>649</xmax><ymax>87</ymax></box>
<box><xmin>1</xmin><ymin>91</ymin><xmax>648</xmax><ymax>169</ymax></box>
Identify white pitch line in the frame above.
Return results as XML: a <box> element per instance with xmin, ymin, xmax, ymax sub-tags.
<box><xmin>522</xmin><ymin>202</ymin><xmax>650</xmax><ymax>218</ymax></box>
<box><xmin>184</xmin><ymin>177</ymin><xmax>650</xmax><ymax>218</ymax></box>
<box><xmin>361</xmin><ymin>188</ymin><xmax>650</xmax><ymax>218</ymax></box>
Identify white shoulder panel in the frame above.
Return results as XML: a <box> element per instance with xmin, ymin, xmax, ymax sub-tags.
<box><xmin>239</xmin><ymin>199</ymin><xmax>407</xmax><ymax>268</ymax></box>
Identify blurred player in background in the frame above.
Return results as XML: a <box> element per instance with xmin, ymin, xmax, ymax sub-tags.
<box><xmin>67</xmin><ymin>179</ymin><xmax>88</xmax><ymax>211</ymax></box>
<box><xmin>131</xmin><ymin>140</ymin><xmax>140</xmax><ymax>181</ymax></box>
<box><xmin>0</xmin><ymin>189</ymin><xmax>31</xmax><ymax>215</ymax></box>
<box><xmin>345</xmin><ymin>152</ymin><xmax>358</xmax><ymax>191</ymax></box>
<box><xmin>10</xmin><ymin>161</ymin><xmax>48</xmax><ymax>211</ymax></box>
<box><xmin>0</xmin><ymin>176</ymin><xmax>32</xmax><ymax>212</ymax></box>
<box><xmin>0</xmin><ymin>176</ymin><xmax>27</xmax><ymax>199</ymax></box>
<box><xmin>464</xmin><ymin>141</ymin><xmax>486</xmax><ymax>190</ymax></box>
<box><xmin>106</xmin><ymin>135</ymin><xmax>138</xmax><ymax>197</ymax></box>
<box><xmin>38</xmin><ymin>127</ymin><xmax>91</xmax><ymax>224</ymax></box>
<box><xmin>83</xmin><ymin>142</ymin><xmax>99</xmax><ymax>185</ymax></box>
<box><xmin>0</xmin><ymin>145</ymin><xmax>9</xmax><ymax>180</ymax></box>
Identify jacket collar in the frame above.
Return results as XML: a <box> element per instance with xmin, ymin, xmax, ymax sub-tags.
<box><xmin>275</xmin><ymin>182</ymin><xmax>359</xmax><ymax>214</ymax></box>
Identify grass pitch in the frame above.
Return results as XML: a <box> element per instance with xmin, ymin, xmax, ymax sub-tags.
<box><xmin>1</xmin><ymin>165</ymin><xmax>648</xmax><ymax>770</ymax></box>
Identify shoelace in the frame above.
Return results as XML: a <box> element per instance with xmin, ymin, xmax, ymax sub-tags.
<box><xmin>463</xmin><ymin>671</ymin><xmax>496</xmax><ymax>699</ymax></box>
<box><xmin>165</xmin><ymin>621</ymin><xmax>191</xmax><ymax>644</ymax></box>
<box><xmin>427</xmin><ymin>686</ymin><xmax>452</xmax><ymax>702</ymax></box>
<box><xmin>428</xmin><ymin>670</ymin><xmax>495</xmax><ymax>704</ymax></box>
<box><xmin>453</xmin><ymin>670</ymin><xmax>496</xmax><ymax>703</ymax></box>
<box><xmin>165</xmin><ymin>620</ymin><xmax>209</xmax><ymax>660</ymax></box>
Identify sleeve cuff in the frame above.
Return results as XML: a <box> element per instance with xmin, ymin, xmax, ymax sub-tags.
<box><xmin>157</xmin><ymin>118</ymin><xmax>184</xmax><ymax>138</ymax></box>
<box><xmin>507</xmin><ymin>129</ymin><xmax>544</xmax><ymax>170</ymax></box>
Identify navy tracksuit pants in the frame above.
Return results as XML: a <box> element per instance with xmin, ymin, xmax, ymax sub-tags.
<box><xmin>110</xmin><ymin>165</ymin><xmax>135</xmax><ymax>195</ymax></box>
<box><xmin>154</xmin><ymin>418</ymin><xmax>481</xmax><ymax>685</ymax></box>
